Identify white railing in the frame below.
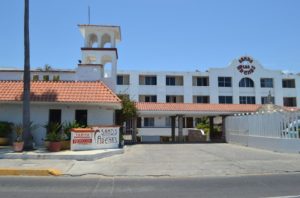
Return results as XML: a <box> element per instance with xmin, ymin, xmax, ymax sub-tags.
<box><xmin>225</xmin><ymin>112</ymin><xmax>300</xmax><ymax>153</ymax></box>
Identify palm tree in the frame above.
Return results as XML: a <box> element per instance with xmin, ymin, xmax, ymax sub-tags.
<box><xmin>23</xmin><ymin>0</ymin><xmax>32</xmax><ymax>150</ymax></box>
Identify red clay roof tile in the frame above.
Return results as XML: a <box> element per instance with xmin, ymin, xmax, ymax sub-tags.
<box><xmin>0</xmin><ymin>81</ymin><xmax>121</xmax><ymax>104</ymax></box>
<box><xmin>135</xmin><ymin>102</ymin><xmax>261</xmax><ymax>112</ymax></box>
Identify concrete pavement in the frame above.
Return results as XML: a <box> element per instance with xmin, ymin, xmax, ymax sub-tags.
<box><xmin>0</xmin><ymin>143</ymin><xmax>300</xmax><ymax>177</ymax></box>
<box><xmin>65</xmin><ymin>143</ymin><xmax>300</xmax><ymax>177</ymax></box>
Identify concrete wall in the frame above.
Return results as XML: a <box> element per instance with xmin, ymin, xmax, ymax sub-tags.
<box><xmin>0</xmin><ymin>103</ymin><xmax>115</xmax><ymax>146</ymax></box>
<box><xmin>225</xmin><ymin>112</ymin><xmax>300</xmax><ymax>153</ymax></box>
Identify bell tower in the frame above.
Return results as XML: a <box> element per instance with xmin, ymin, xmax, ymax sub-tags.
<box><xmin>76</xmin><ymin>24</ymin><xmax>121</xmax><ymax>90</ymax></box>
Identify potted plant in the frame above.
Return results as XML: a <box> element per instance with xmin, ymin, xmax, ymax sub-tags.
<box><xmin>45</xmin><ymin>122</ymin><xmax>62</xmax><ymax>152</ymax></box>
<box><xmin>0</xmin><ymin>121</ymin><xmax>13</xmax><ymax>146</ymax></box>
<box><xmin>13</xmin><ymin>123</ymin><xmax>24</xmax><ymax>152</ymax></box>
<box><xmin>61</xmin><ymin>121</ymin><xmax>81</xmax><ymax>150</ymax></box>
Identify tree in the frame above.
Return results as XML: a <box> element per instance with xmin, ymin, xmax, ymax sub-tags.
<box><xmin>23</xmin><ymin>0</ymin><xmax>32</xmax><ymax>150</ymax></box>
<box><xmin>116</xmin><ymin>95</ymin><xmax>137</xmax><ymax>124</ymax></box>
<box><xmin>36</xmin><ymin>64</ymin><xmax>53</xmax><ymax>71</ymax></box>
<box><xmin>115</xmin><ymin>95</ymin><xmax>138</xmax><ymax>142</ymax></box>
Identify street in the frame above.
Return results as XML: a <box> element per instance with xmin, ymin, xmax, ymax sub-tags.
<box><xmin>0</xmin><ymin>174</ymin><xmax>300</xmax><ymax>198</ymax></box>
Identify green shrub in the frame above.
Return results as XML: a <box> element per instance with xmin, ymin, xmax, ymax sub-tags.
<box><xmin>62</xmin><ymin>121</ymin><xmax>82</xmax><ymax>140</ymax></box>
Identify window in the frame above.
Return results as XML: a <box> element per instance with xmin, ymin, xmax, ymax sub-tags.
<box><xmin>239</xmin><ymin>96</ymin><xmax>256</xmax><ymax>104</ymax></box>
<box><xmin>166</xmin><ymin>76</ymin><xmax>176</xmax><ymax>86</ymax></box>
<box><xmin>32</xmin><ymin>75</ymin><xmax>39</xmax><ymax>81</ymax></box>
<box><xmin>218</xmin><ymin>77</ymin><xmax>232</xmax><ymax>87</ymax></box>
<box><xmin>49</xmin><ymin>109</ymin><xmax>61</xmax><ymax>125</ymax></box>
<box><xmin>193</xmin><ymin>77</ymin><xmax>209</xmax><ymax>86</ymax></box>
<box><xmin>166</xmin><ymin>95</ymin><xmax>184</xmax><ymax>103</ymax></box>
<box><xmin>239</xmin><ymin>78</ymin><xmax>254</xmax><ymax>87</ymax></box>
<box><xmin>117</xmin><ymin>75</ymin><xmax>123</xmax><ymax>85</ymax></box>
<box><xmin>53</xmin><ymin>75</ymin><xmax>60</xmax><ymax>81</ymax></box>
<box><xmin>283</xmin><ymin>97</ymin><xmax>297</xmax><ymax>107</ymax></box>
<box><xmin>117</xmin><ymin>75</ymin><xmax>130</xmax><ymax>85</ymax></box>
<box><xmin>139</xmin><ymin>95</ymin><xmax>157</xmax><ymax>102</ymax></box>
<box><xmin>193</xmin><ymin>96</ymin><xmax>210</xmax><ymax>103</ymax></box>
<box><xmin>75</xmin><ymin>110</ymin><xmax>88</xmax><ymax>126</ymax></box>
<box><xmin>282</xmin><ymin>79</ymin><xmax>295</xmax><ymax>88</ymax></box>
<box><xmin>139</xmin><ymin>75</ymin><xmax>157</xmax><ymax>85</ymax></box>
<box><xmin>144</xmin><ymin>117</ymin><xmax>154</xmax><ymax>127</ymax></box>
<box><xmin>261</xmin><ymin>97</ymin><xmax>275</xmax><ymax>104</ymax></box>
<box><xmin>260</xmin><ymin>78</ymin><xmax>273</xmax><ymax>88</ymax></box>
<box><xmin>166</xmin><ymin>76</ymin><xmax>183</xmax><ymax>86</ymax></box>
<box><xmin>43</xmin><ymin>75</ymin><xmax>49</xmax><ymax>81</ymax></box>
<box><xmin>219</xmin><ymin>96</ymin><xmax>233</xmax><ymax>104</ymax></box>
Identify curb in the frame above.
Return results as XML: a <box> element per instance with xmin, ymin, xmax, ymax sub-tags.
<box><xmin>0</xmin><ymin>168</ymin><xmax>62</xmax><ymax>176</ymax></box>
<box><xmin>0</xmin><ymin>148</ymin><xmax>124</xmax><ymax>161</ymax></box>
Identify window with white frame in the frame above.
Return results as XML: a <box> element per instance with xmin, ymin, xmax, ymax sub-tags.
<box><xmin>144</xmin><ymin>117</ymin><xmax>155</xmax><ymax>127</ymax></box>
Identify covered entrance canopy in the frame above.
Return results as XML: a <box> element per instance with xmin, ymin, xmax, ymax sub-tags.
<box><xmin>133</xmin><ymin>102</ymin><xmax>262</xmax><ymax>143</ymax></box>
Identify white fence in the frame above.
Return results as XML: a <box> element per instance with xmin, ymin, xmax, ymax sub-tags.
<box><xmin>225</xmin><ymin>112</ymin><xmax>300</xmax><ymax>153</ymax></box>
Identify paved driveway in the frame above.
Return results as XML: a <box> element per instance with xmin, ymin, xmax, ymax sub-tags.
<box><xmin>67</xmin><ymin>143</ymin><xmax>300</xmax><ymax>177</ymax></box>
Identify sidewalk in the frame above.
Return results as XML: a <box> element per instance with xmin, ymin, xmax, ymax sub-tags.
<box><xmin>0</xmin><ymin>146</ymin><xmax>124</xmax><ymax>176</ymax></box>
<box><xmin>0</xmin><ymin>144</ymin><xmax>300</xmax><ymax>177</ymax></box>
<box><xmin>0</xmin><ymin>147</ymin><xmax>124</xmax><ymax>161</ymax></box>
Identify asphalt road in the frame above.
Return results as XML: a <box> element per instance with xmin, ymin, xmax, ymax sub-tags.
<box><xmin>1</xmin><ymin>174</ymin><xmax>300</xmax><ymax>198</ymax></box>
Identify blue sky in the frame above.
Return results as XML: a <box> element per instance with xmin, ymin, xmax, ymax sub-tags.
<box><xmin>1</xmin><ymin>0</ymin><xmax>300</xmax><ymax>72</ymax></box>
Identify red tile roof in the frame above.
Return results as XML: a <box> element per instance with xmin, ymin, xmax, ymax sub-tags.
<box><xmin>136</xmin><ymin>102</ymin><xmax>261</xmax><ymax>113</ymax></box>
<box><xmin>0</xmin><ymin>81</ymin><xmax>121</xmax><ymax>104</ymax></box>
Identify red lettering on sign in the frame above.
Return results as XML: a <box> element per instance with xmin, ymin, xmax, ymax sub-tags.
<box><xmin>73</xmin><ymin>139</ymin><xmax>92</xmax><ymax>144</ymax></box>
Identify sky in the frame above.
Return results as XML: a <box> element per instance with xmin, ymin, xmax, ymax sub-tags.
<box><xmin>1</xmin><ymin>0</ymin><xmax>300</xmax><ymax>72</ymax></box>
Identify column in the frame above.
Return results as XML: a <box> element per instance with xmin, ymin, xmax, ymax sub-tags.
<box><xmin>132</xmin><ymin>117</ymin><xmax>137</xmax><ymax>143</ymax></box>
<box><xmin>178</xmin><ymin>115</ymin><xmax>184</xmax><ymax>142</ymax></box>
<box><xmin>171</xmin><ymin>116</ymin><xmax>176</xmax><ymax>142</ymax></box>
<box><xmin>221</xmin><ymin>116</ymin><xmax>227</xmax><ymax>142</ymax></box>
<box><xmin>209</xmin><ymin>116</ymin><xmax>214</xmax><ymax>141</ymax></box>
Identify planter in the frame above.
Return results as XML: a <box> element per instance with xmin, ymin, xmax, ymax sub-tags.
<box><xmin>48</xmin><ymin>141</ymin><xmax>61</xmax><ymax>152</ymax></box>
<box><xmin>60</xmin><ymin>140</ymin><xmax>70</xmax><ymax>150</ymax></box>
<box><xmin>0</xmin><ymin>137</ymin><xmax>9</xmax><ymax>146</ymax></box>
<box><xmin>13</xmin><ymin>141</ymin><xmax>24</xmax><ymax>152</ymax></box>
<box><xmin>44</xmin><ymin>141</ymin><xmax>50</xmax><ymax>149</ymax></box>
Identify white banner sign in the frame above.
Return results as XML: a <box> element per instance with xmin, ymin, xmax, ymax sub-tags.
<box><xmin>71</xmin><ymin>127</ymin><xmax>119</xmax><ymax>151</ymax></box>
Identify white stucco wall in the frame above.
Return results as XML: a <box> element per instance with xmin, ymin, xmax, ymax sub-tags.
<box><xmin>0</xmin><ymin>103</ymin><xmax>115</xmax><ymax>146</ymax></box>
<box><xmin>117</xmin><ymin>56</ymin><xmax>300</xmax><ymax>107</ymax></box>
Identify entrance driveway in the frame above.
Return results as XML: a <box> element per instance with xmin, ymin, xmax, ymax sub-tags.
<box><xmin>67</xmin><ymin>143</ymin><xmax>300</xmax><ymax>177</ymax></box>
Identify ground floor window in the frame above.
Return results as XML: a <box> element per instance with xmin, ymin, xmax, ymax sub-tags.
<box><xmin>283</xmin><ymin>97</ymin><xmax>297</xmax><ymax>107</ymax></box>
<box><xmin>49</xmin><ymin>109</ymin><xmax>61</xmax><ymax>124</ymax></box>
<box><xmin>239</xmin><ymin>96</ymin><xmax>256</xmax><ymax>104</ymax></box>
<box><xmin>75</xmin><ymin>110</ymin><xmax>88</xmax><ymax>126</ymax></box>
<box><xmin>144</xmin><ymin>117</ymin><xmax>155</xmax><ymax>127</ymax></box>
<box><xmin>219</xmin><ymin>96</ymin><xmax>233</xmax><ymax>104</ymax></box>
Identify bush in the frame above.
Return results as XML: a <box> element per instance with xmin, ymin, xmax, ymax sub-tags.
<box><xmin>62</xmin><ymin>121</ymin><xmax>82</xmax><ymax>141</ymax></box>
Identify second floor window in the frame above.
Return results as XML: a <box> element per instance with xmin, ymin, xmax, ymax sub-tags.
<box><xmin>117</xmin><ymin>75</ymin><xmax>130</xmax><ymax>85</ymax></box>
<box><xmin>239</xmin><ymin>78</ymin><xmax>254</xmax><ymax>87</ymax></box>
<box><xmin>261</xmin><ymin>78</ymin><xmax>273</xmax><ymax>88</ymax></box>
<box><xmin>193</xmin><ymin>96</ymin><xmax>210</xmax><ymax>103</ymax></box>
<box><xmin>166</xmin><ymin>76</ymin><xmax>183</xmax><ymax>86</ymax></box>
<box><xmin>196</xmin><ymin>77</ymin><xmax>209</xmax><ymax>86</ymax></box>
<box><xmin>139</xmin><ymin>75</ymin><xmax>157</xmax><ymax>85</ymax></box>
<box><xmin>282</xmin><ymin>79</ymin><xmax>295</xmax><ymax>88</ymax></box>
<box><xmin>218</xmin><ymin>77</ymin><xmax>232</xmax><ymax>87</ymax></box>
